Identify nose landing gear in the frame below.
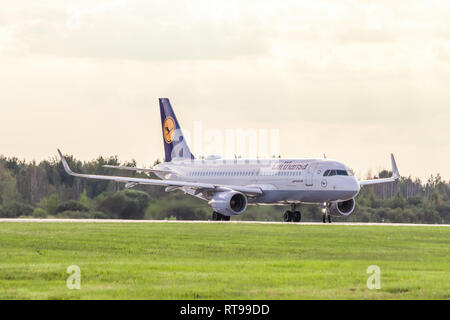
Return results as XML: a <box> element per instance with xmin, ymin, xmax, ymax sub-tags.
<box><xmin>321</xmin><ymin>203</ymin><xmax>332</xmax><ymax>223</ymax></box>
<box><xmin>283</xmin><ymin>204</ymin><xmax>301</xmax><ymax>222</ymax></box>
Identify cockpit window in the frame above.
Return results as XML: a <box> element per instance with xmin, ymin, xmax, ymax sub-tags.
<box><xmin>324</xmin><ymin>168</ymin><xmax>354</xmax><ymax>176</ymax></box>
<box><xmin>324</xmin><ymin>169</ymin><xmax>341</xmax><ymax>176</ymax></box>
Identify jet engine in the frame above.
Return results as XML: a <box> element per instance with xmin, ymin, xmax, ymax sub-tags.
<box><xmin>209</xmin><ymin>191</ymin><xmax>248</xmax><ymax>216</ymax></box>
<box><xmin>330</xmin><ymin>198</ymin><xmax>356</xmax><ymax>216</ymax></box>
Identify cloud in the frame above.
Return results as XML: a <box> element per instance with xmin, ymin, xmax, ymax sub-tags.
<box><xmin>3</xmin><ymin>0</ymin><xmax>450</xmax><ymax>64</ymax></box>
<box><xmin>31</xmin><ymin>19</ymin><xmax>268</xmax><ymax>61</ymax></box>
<box><xmin>4</xmin><ymin>1</ymin><xmax>270</xmax><ymax>61</ymax></box>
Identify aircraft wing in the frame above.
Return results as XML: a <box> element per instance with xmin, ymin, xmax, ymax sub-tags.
<box><xmin>58</xmin><ymin>149</ymin><xmax>262</xmax><ymax>196</ymax></box>
<box><xmin>359</xmin><ymin>154</ymin><xmax>400</xmax><ymax>186</ymax></box>
<box><xmin>102</xmin><ymin>165</ymin><xmax>173</xmax><ymax>175</ymax></box>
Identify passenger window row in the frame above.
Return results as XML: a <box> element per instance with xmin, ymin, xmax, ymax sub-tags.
<box><xmin>260</xmin><ymin>171</ymin><xmax>302</xmax><ymax>176</ymax></box>
<box><xmin>190</xmin><ymin>171</ymin><xmax>255</xmax><ymax>176</ymax></box>
<box><xmin>189</xmin><ymin>171</ymin><xmax>302</xmax><ymax>176</ymax></box>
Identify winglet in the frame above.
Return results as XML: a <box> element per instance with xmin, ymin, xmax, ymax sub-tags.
<box><xmin>57</xmin><ymin>149</ymin><xmax>74</xmax><ymax>175</ymax></box>
<box><xmin>391</xmin><ymin>153</ymin><xmax>400</xmax><ymax>179</ymax></box>
<box><xmin>359</xmin><ymin>153</ymin><xmax>400</xmax><ymax>186</ymax></box>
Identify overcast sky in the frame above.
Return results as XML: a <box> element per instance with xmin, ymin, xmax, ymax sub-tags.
<box><xmin>1</xmin><ymin>0</ymin><xmax>449</xmax><ymax>180</ymax></box>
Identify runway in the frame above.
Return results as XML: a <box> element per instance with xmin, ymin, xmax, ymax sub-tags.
<box><xmin>0</xmin><ymin>218</ymin><xmax>448</xmax><ymax>227</ymax></box>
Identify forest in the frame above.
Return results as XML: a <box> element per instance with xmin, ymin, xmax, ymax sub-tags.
<box><xmin>0</xmin><ymin>154</ymin><xmax>448</xmax><ymax>224</ymax></box>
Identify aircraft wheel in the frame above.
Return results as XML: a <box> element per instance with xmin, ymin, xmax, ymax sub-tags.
<box><xmin>212</xmin><ymin>212</ymin><xmax>221</xmax><ymax>221</ymax></box>
<box><xmin>223</xmin><ymin>215</ymin><xmax>231</xmax><ymax>221</ymax></box>
<box><xmin>283</xmin><ymin>211</ymin><xmax>293</xmax><ymax>222</ymax></box>
<box><xmin>322</xmin><ymin>214</ymin><xmax>326</xmax><ymax>223</ymax></box>
<box><xmin>293</xmin><ymin>211</ymin><xmax>301</xmax><ymax>222</ymax></box>
<box><xmin>328</xmin><ymin>215</ymin><xmax>332</xmax><ymax>223</ymax></box>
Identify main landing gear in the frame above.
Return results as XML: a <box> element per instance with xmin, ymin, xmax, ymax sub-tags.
<box><xmin>283</xmin><ymin>204</ymin><xmax>301</xmax><ymax>222</ymax></box>
<box><xmin>321</xmin><ymin>203</ymin><xmax>332</xmax><ymax>223</ymax></box>
<box><xmin>212</xmin><ymin>211</ymin><xmax>231</xmax><ymax>221</ymax></box>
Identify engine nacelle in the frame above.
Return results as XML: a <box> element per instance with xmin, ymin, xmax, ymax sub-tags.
<box><xmin>209</xmin><ymin>191</ymin><xmax>248</xmax><ymax>216</ymax></box>
<box><xmin>330</xmin><ymin>198</ymin><xmax>356</xmax><ymax>216</ymax></box>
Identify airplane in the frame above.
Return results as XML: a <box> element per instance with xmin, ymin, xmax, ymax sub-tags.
<box><xmin>57</xmin><ymin>98</ymin><xmax>400</xmax><ymax>223</ymax></box>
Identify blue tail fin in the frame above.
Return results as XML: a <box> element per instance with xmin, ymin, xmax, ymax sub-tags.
<box><xmin>159</xmin><ymin>98</ymin><xmax>195</xmax><ymax>162</ymax></box>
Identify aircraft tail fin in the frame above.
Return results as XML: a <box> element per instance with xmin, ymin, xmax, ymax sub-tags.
<box><xmin>159</xmin><ymin>98</ymin><xmax>194</xmax><ymax>162</ymax></box>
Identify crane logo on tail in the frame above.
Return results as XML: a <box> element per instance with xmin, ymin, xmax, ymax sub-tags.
<box><xmin>163</xmin><ymin>116</ymin><xmax>175</xmax><ymax>144</ymax></box>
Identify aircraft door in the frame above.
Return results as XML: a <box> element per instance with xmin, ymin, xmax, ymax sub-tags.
<box><xmin>305</xmin><ymin>163</ymin><xmax>316</xmax><ymax>187</ymax></box>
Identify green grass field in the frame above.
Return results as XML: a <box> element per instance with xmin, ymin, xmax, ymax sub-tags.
<box><xmin>0</xmin><ymin>222</ymin><xmax>448</xmax><ymax>299</ymax></box>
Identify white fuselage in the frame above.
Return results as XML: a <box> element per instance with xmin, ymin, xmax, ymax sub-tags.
<box><xmin>154</xmin><ymin>158</ymin><xmax>360</xmax><ymax>205</ymax></box>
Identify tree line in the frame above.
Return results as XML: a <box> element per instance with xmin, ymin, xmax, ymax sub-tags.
<box><xmin>0</xmin><ymin>155</ymin><xmax>448</xmax><ymax>223</ymax></box>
